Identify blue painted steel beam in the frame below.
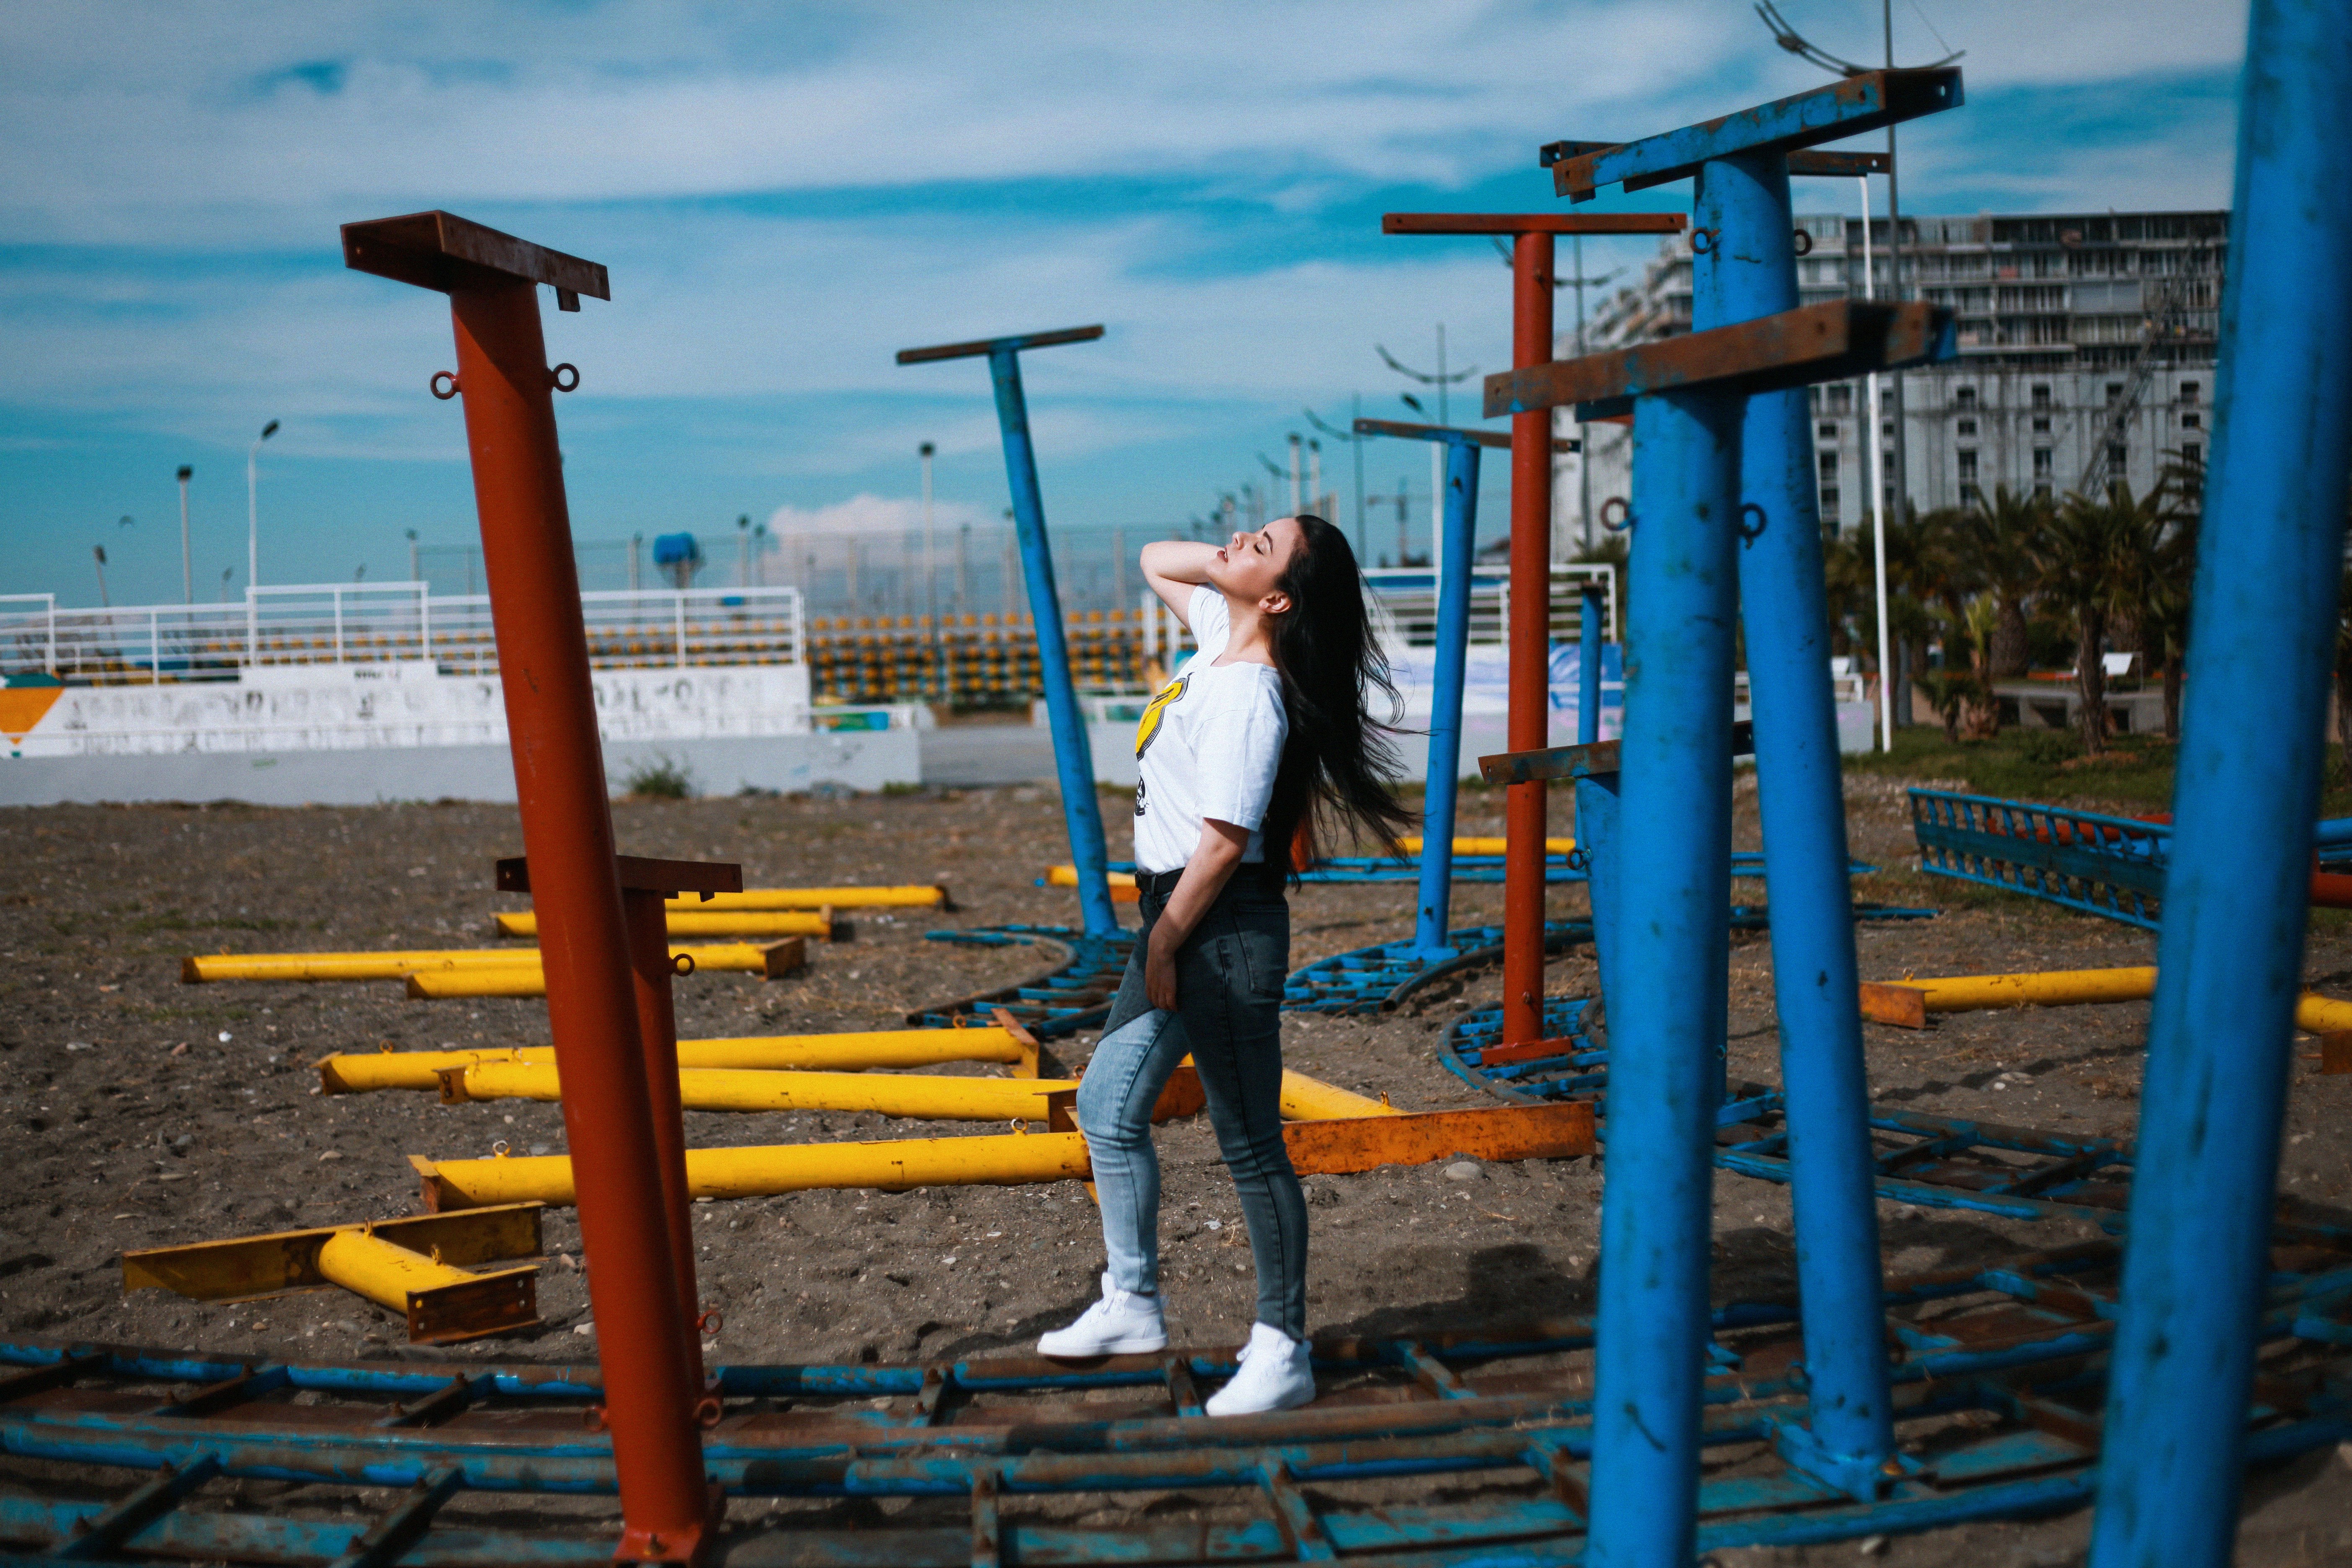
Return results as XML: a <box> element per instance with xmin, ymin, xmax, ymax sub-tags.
<box><xmin>1552</xmin><ymin>69</ymin><xmax>1963</xmax><ymax>202</ymax></box>
<box><xmin>1586</xmin><ymin>386</ymin><xmax>1743</xmax><ymax>1566</ymax></box>
<box><xmin>2089</xmin><ymin>5</ymin><xmax>2352</xmax><ymax>1565</ymax></box>
<box><xmin>897</xmin><ymin>328</ymin><xmax>1119</xmax><ymax>940</ymax></box>
<box><xmin>1697</xmin><ymin>149</ymin><xmax>1896</xmax><ymax>1490</ymax></box>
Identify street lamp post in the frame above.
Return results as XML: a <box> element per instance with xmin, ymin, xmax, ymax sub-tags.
<box><xmin>246</xmin><ymin>419</ymin><xmax>279</xmax><ymax>665</ymax></box>
<box><xmin>176</xmin><ymin>466</ymin><xmax>194</xmax><ymax>603</ymax></box>
<box><xmin>920</xmin><ymin>441</ymin><xmax>942</xmax><ymax>699</ymax></box>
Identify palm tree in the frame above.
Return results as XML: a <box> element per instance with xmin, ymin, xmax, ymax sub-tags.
<box><xmin>1957</xmin><ymin>486</ymin><xmax>2048</xmax><ymax>681</ymax></box>
<box><xmin>2041</xmin><ymin>481</ymin><xmax>2166</xmax><ymax>756</ymax></box>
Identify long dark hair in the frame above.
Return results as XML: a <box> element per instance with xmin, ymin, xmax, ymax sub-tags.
<box><xmin>1258</xmin><ymin>515</ymin><xmax>1415</xmax><ymax>880</ymax></box>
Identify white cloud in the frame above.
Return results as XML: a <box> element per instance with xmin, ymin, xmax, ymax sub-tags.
<box><xmin>765</xmin><ymin>492</ymin><xmax>984</xmax><ymax>539</ymax></box>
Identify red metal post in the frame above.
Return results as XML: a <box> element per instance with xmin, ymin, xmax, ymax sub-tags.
<box><xmin>344</xmin><ymin>210</ymin><xmax>716</xmax><ymax>1563</ymax></box>
<box><xmin>1503</xmin><ymin>232</ymin><xmax>1556</xmax><ymax>1045</ymax></box>
<box><xmin>623</xmin><ymin>885</ymin><xmax>708</xmax><ymax>1383</ymax></box>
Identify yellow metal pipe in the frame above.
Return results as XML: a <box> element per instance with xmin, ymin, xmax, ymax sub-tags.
<box><xmin>403</xmin><ymin>944</ymin><xmax>790</xmax><ymax>997</ymax></box>
<box><xmin>1398</xmin><ymin>836</ymin><xmax>1575</xmax><ymax>856</ymax></box>
<box><xmin>1045</xmin><ymin>866</ymin><xmax>1136</xmax><ymax>890</ymax></box>
<box><xmin>1278</xmin><ymin>1071</ymin><xmax>1400</xmax><ymax>1120</ymax></box>
<box><xmin>1906</xmin><ymin>967</ymin><xmax>2159</xmax><ymax>1012</ymax></box>
<box><xmin>317</xmin><ymin>1026</ymin><xmax>1029</xmax><ymax>1094</ymax></box>
<box><xmin>185</xmin><ymin>949</ymin><xmax>544</xmax><ymax>983</ymax></box>
<box><xmin>2293</xmin><ymin>993</ymin><xmax>2352</xmax><ymax>1035</ymax></box>
<box><xmin>454</xmin><ymin>1060</ymin><xmax>1075</xmax><ymax>1120</ymax></box>
<box><xmin>666</xmin><ymin>886</ymin><xmax>944</xmax><ymax>910</ymax></box>
<box><xmin>493</xmin><ymin>909</ymin><xmax>832</xmax><ymax>940</ymax></box>
<box><xmin>315</xmin><ymin>1228</ymin><xmax>482</xmax><ymax>1311</ymax></box>
<box><xmin>416</xmin><ymin>1130</ymin><xmax>1096</xmax><ymax>1209</ymax></box>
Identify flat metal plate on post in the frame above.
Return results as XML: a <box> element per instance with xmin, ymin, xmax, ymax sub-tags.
<box><xmin>1787</xmin><ymin>150</ymin><xmax>1893</xmax><ymax>178</ymax></box>
<box><xmin>1352</xmin><ymin>417</ymin><xmax>1578</xmax><ymax>453</ymax></box>
<box><xmin>894</xmin><ymin>325</ymin><xmax>1104</xmax><ymax>364</ymax></box>
<box><xmin>496</xmin><ymin>855</ymin><xmax>745</xmax><ymax>899</ymax></box>
<box><xmin>1480</xmin><ymin>720</ymin><xmax>1754</xmax><ymax>786</ymax></box>
<box><xmin>120</xmin><ymin>1205</ymin><xmax>547</xmax><ymax>1302</ymax></box>
<box><xmin>341</xmin><ymin>211</ymin><xmax>610</xmax><ymax>300</ymax></box>
<box><xmin>1550</xmin><ymin>69</ymin><xmax>1963</xmax><ymax>201</ymax></box>
<box><xmin>1381</xmin><ymin>213</ymin><xmax>1687</xmax><ymax>235</ymax></box>
<box><xmin>1484</xmin><ymin>299</ymin><xmax>1956</xmax><ymax>423</ymax></box>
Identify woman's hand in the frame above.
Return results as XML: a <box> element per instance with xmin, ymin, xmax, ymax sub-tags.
<box><xmin>1142</xmin><ymin>818</ymin><xmax>1251</xmax><ymax>1013</ymax></box>
<box><xmin>1144</xmin><ymin>931</ymin><xmax>1180</xmax><ymax>1010</ymax></box>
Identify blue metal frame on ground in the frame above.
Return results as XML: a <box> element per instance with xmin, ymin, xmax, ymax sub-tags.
<box><xmin>1910</xmin><ymin>788</ymin><xmax>2169</xmax><ymax>928</ymax></box>
<box><xmin>3</xmin><ymin>1232</ymin><xmax>2345</xmax><ymax>1566</ymax></box>
<box><xmin>909</xmin><ymin>924</ymin><xmax>1135</xmax><ymax>1037</ymax></box>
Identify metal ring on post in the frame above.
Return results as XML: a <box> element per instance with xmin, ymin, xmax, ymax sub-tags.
<box><xmin>490</xmin><ymin>1140</ymin><xmax>511</xmax><ymax>1158</ymax></box>
<box><xmin>692</xmin><ymin>1395</ymin><xmax>724</xmax><ymax>1429</ymax></box>
<box><xmin>429</xmin><ymin>371</ymin><xmax>461</xmax><ymax>400</ymax></box>
<box><xmin>1736</xmin><ymin>502</ymin><xmax>1769</xmax><ymax>542</ymax></box>
<box><xmin>1599</xmin><ymin>496</ymin><xmax>1634</xmax><ymax>533</ymax></box>
<box><xmin>1689</xmin><ymin>227</ymin><xmax>1721</xmax><ymax>255</ymax></box>
<box><xmin>1566</xmin><ymin>847</ymin><xmax>1591</xmax><ymax>873</ymax></box>
<box><xmin>672</xmin><ymin>952</ymin><xmax>695</xmax><ymax>977</ymax></box>
<box><xmin>549</xmin><ymin>363</ymin><xmax>580</xmax><ymax>393</ymax></box>
<box><xmin>1792</xmin><ymin>229</ymin><xmax>1814</xmax><ymax>257</ymax></box>
<box><xmin>581</xmin><ymin>1404</ymin><xmax>608</xmax><ymax>1433</ymax></box>
<box><xmin>696</xmin><ymin>1308</ymin><xmax>724</xmax><ymax>1335</ymax></box>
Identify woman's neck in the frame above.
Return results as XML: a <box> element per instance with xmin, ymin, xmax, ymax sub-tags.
<box><xmin>1216</xmin><ymin>590</ymin><xmax>1277</xmax><ymax>666</ymax></box>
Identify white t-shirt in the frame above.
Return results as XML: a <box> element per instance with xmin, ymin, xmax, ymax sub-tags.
<box><xmin>1131</xmin><ymin>586</ymin><xmax>1288</xmax><ymax>874</ymax></box>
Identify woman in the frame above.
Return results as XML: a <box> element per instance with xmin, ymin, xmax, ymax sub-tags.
<box><xmin>1037</xmin><ymin>515</ymin><xmax>1410</xmax><ymax>1416</ymax></box>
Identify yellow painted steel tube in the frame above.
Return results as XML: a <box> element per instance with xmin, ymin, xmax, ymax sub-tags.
<box><xmin>1398</xmin><ymin>836</ymin><xmax>1575</xmax><ymax>856</ymax></box>
<box><xmin>673</xmin><ymin>1029</ymin><xmax>1028</xmax><ymax>1071</ymax></box>
<box><xmin>1046</xmin><ymin>866</ymin><xmax>1136</xmax><ymax>890</ymax></box>
<box><xmin>1278</xmin><ymin>1071</ymin><xmax>1400</xmax><ymax>1120</ymax></box>
<box><xmin>455</xmin><ymin>1060</ymin><xmax>1074</xmax><ymax>1120</ymax></box>
<box><xmin>1902</xmin><ymin>967</ymin><xmax>2160</xmax><ymax>1012</ymax></box>
<box><xmin>666</xmin><ymin>886</ymin><xmax>943</xmax><ymax>910</ymax></box>
<box><xmin>315</xmin><ymin>1228</ymin><xmax>480</xmax><ymax>1311</ymax></box>
<box><xmin>494</xmin><ymin>910</ymin><xmax>832</xmax><ymax>940</ymax></box>
<box><xmin>184</xmin><ymin>949</ymin><xmax>544</xmax><ymax>984</ymax></box>
<box><xmin>2293</xmin><ymin>993</ymin><xmax>2352</xmax><ymax>1034</ymax></box>
<box><xmin>317</xmin><ymin>1027</ymin><xmax>1029</xmax><ymax>1094</ymax></box>
<box><xmin>418</xmin><ymin>1130</ymin><xmax>1095</xmax><ymax>1208</ymax></box>
<box><xmin>404</xmin><ymin>944</ymin><xmax>782</xmax><ymax>997</ymax></box>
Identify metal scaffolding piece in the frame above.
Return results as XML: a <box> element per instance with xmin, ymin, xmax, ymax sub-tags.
<box><xmin>897</xmin><ymin>325</ymin><xmax>1121</xmax><ymax>940</ymax></box>
<box><xmin>340</xmin><ymin>208</ymin><xmax>712</xmax><ymax>1561</ymax></box>
<box><xmin>2092</xmin><ymin>6</ymin><xmax>2352</xmax><ymax>1560</ymax></box>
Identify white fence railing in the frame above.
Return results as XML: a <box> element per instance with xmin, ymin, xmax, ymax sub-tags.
<box><xmin>0</xmin><ymin>583</ymin><xmax>805</xmax><ymax>684</ymax></box>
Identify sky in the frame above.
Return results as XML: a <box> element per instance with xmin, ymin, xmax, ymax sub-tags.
<box><xmin>0</xmin><ymin>0</ymin><xmax>2251</xmax><ymax>609</ymax></box>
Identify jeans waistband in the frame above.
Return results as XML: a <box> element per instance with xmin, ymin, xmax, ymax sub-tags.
<box><xmin>1134</xmin><ymin>865</ymin><xmax>1283</xmax><ymax>902</ymax></box>
<box><xmin>1134</xmin><ymin>867</ymin><xmax>1186</xmax><ymax>900</ymax></box>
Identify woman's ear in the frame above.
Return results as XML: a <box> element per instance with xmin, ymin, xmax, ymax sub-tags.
<box><xmin>1259</xmin><ymin>589</ymin><xmax>1293</xmax><ymax>617</ymax></box>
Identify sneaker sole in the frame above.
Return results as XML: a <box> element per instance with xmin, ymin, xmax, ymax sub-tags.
<box><xmin>1204</xmin><ymin>1383</ymin><xmax>1316</xmax><ymax>1417</ymax></box>
<box><xmin>1037</xmin><ymin>1334</ymin><xmax>1169</xmax><ymax>1359</ymax></box>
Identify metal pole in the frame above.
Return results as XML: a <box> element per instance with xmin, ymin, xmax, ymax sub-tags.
<box><xmin>1573</xmin><ymin>581</ymin><xmax>1620</xmax><ymax>1020</ymax></box>
<box><xmin>177</xmin><ymin>467</ymin><xmax>193</xmax><ymax>604</ymax></box>
<box><xmin>1411</xmin><ymin>437</ymin><xmax>1480</xmax><ymax>960</ymax></box>
<box><xmin>1309</xmin><ymin>440</ymin><xmax>1322</xmax><ymax>516</ymax></box>
<box><xmin>1351</xmin><ymin>393</ymin><xmax>1367</xmax><ymax>554</ymax></box>
<box><xmin>2089</xmin><ymin>8</ymin><xmax>2352</xmax><ymax>1563</ymax></box>
<box><xmin>436</xmin><ymin>274</ymin><xmax>711</xmax><ymax>1560</ymax></box>
<box><xmin>622</xmin><ymin>885</ymin><xmax>706</xmax><ymax>1386</ymax></box>
<box><xmin>1698</xmin><ymin>149</ymin><xmax>1893</xmax><ymax>1490</ymax></box>
<box><xmin>1883</xmin><ymin>0</ymin><xmax>1910</xmax><ymax>534</ymax></box>
<box><xmin>1585</xmin><ymin>388</ymin><xmax>1741</xmax><ymax>1567</ymax></box>
<box><xmin>1288</xmin><ymin>433</ymin><xmax>1302</xmax><ymax>516</ymax></box>
<box><xmin>1859</xmin><ymin>178</ymin><xmax>1893</xmax><ymax>751</ymax></box>
<box><xmin>1502</xmin><ymin>232</ymin><xmax>1555</xmax><ymax>1045</ymax></box>
<box><xmin>987</xmin><ymin>346</ymin><xmax>1120</xmax><ymax>939</ymax></box>
<box><xmin>922</xmin><ymin>442</ymin><xmax>941</xmax><ymax>699</ymax></box>
<box><xmin>1574</xmin><ymin>234</ymin><xmax>1595</xmax><ymax>552</ymax></box>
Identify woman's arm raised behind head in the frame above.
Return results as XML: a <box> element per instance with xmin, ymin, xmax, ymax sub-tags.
<box><xmin>1141</xmin><ymin>540</ymin><xmax>1219</xmax><ymax>627</ymax></box>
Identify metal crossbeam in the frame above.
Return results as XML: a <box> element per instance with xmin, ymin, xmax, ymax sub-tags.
<box><xmin>1484</xmin><ymin>298</ymin><xmax>1956</xmax><ymax>423</ymax></box>
<box><xmin>1548</xmin><ymin>69</ymin><xmax>1962</xmax><ymax>201</ymax></box>
<box><xmin>910</xmin><ymin>925</ymin><xmax>1134</xmax><ymax>1038</ymax></box>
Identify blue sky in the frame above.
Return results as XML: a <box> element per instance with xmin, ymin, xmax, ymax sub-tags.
<box><xmin>0</xmin><ymin>1</ymin><xmax>2248</xmax><ymax>608</ymax></box>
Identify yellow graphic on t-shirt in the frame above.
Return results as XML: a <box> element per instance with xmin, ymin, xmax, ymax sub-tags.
<box><xmin>1134</xmin><ymin>671</ymin><xmax>1189</xmax><ymax>760</ymax></box>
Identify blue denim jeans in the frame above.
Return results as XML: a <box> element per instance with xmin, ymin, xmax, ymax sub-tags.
<box><xmin>1078</xmin><ymin>881</ymin><xmax>1306</xmax><ymax>1340</ymax></box>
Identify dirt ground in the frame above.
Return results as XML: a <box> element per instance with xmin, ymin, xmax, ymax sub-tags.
<box><xmin>4</xmin><ymin>772</ymin><xmax>2350</xmax><ymax>1563</ymax></box>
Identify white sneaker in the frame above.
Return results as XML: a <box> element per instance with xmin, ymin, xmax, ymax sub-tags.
<box><xmin>1204</xmin><ymin>1322</ymin><xmax>1316</xmax><ymax>1416</ymax></box>
<box><xmin>1037</xmin><ymin>1272</ymin><xmax>1168</xmax><ymax>1357</ymax></box>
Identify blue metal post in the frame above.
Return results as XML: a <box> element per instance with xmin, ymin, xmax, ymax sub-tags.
<box><xmin>1586</xmin><ymin>387</ymin><xmax>1741</xmax><ymax>1566</ymax></box>
<box><xmin>985</xmin><ymin>346</ymin><xmax>1119</xmax><ymax>940</ymax></box>
<box><xmin>1697</xmin><ymin>152</ymin><xmax>1894</xmax><ymax>1488</ymax></box>
<box><xmin>2089</xmin><ymin>6</ymin><xmax>2352</xmax><ymax>1563</ymax></box>
<box><xmin>1574</xmin><ymin>585</ymin><xmax>1620</xmax><ymax>1002</ymax></box>
<box><xmin>1411</xmin><ymin>436</ymin><xmax>1483</xmax><ymax>960</ymax></box>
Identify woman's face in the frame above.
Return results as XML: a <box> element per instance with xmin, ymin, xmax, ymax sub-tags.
<box><xmin>1208</xmin><ymin>516</ymin><xmax>1305</xmax><ymax>614</ymax></box>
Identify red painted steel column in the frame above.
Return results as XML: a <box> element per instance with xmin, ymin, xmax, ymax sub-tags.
<box><xmin>624</xmin><ymin>887</ymin><xmax>707</xmax><ymax>1385</ymax></box>
<box><xmin>447</xmin><ymin>281</ymin><xmax>711</xmax><ymax>1561</ymax></box>
<box><xmin>1502</xmin><ymin>233</ymin><xmax>1556</xmax><ymax>1045</ymax></box>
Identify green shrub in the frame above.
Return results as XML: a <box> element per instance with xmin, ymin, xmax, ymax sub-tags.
<box><xmin>2018</xmin><ymin>730</ymin><xmax>2080</xmax><ymax>766</ymax></box>
<box><xmin>622</xmin><ymin>754</ymin><xmax>695</xmax><ymax>799</ymax></box>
